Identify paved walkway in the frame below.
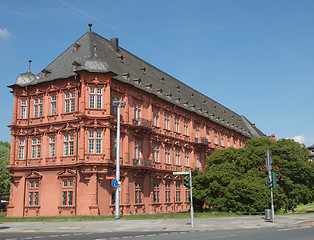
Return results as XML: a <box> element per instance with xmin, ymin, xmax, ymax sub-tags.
<box><xmin>0</xmin><ymin>214</ymin><xmax>313</xmax><ymax>233</ymax></box>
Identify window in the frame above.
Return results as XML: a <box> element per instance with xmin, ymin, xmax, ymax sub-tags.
<box><xmin>206</xmin><ymin>128</ymin><xmax>210</xmax><ymax>142</ymax></box>
<box><xmin>214</xmin><ymin>131</ymin><xmax>218</xmax><ymax>144</ymax></box>
<box><xmin>184</xmin><ymin>120</ymin><xmax>189</xmax><ymax>135</ymax></box>
<box><xmin>134</xmin><ymin>140</ymin><xmax>141</xmax><ymax>160</ymax></box>
<box><xmin>89</xmin><ymin>87</ymin><xmax>102</xmax><ymax>109</ymax></box>
<box><xmin>153</xmin><ymin>182</ymin><xmax>160</xmax><ymax>203</ymax></box>
<box><xmin>134</xmin><ymin>103</ymin><xmax>141</xmax><ymax>120</ymax></box>
<box><xmin>65</xmin><ymin>92</ymin><xmax>75</xmax><ymax>113</ymax></box>
<box><xmin>18</xmin><ymin>139</ymin><xmax>25</xmax><ymax>160</ymax></box>
<box><xmin>196</xmin><ymin>153</ymin><xmax>201</xmax><ymax>169</ymax></box>
<box><xmin>175</xmin><ymin>182</ymin><xmax>181</xmax><ymax>202</ymax></box>
<box><xmin>111</xmin><ymin>135</ymin><xmax>116</xmax><ymax>157</ymax></box>
<box><xmin>184</xmin><ymin>151</ymin><xmax>189</xmax><ymax>167</ymax></box>
<box><xmin>221</xmin><ymin>135</ymin><xmax>225</xmax><ymax>147</ymax></box>
<box><xmin>112</xmin><ymin>95</ymin><xmax>120</xmax><ymax>114</ymax></box>
<box><xmin>227</xmin><ymin>137</ymin><xmax>230</xmax><ymax>147</ymax></box>
<box><xmin>164</xmin><ymin>113</ymin><xmax>170</xmax><ymax>130</ymax></box>
<box><xmin>88</xmin><ymin>131</ymin><xmax>102</xmax><ymax>154</ymax></box>
<box><xmin>135</xmin><ymin>181</ymin><xmax>142</xmax><ymax>204</ymax></box>
<box><xmin>34</xmin><ymin>98</ymin><xmax>43</xmax><ymax>117</ymax></box>
<box><xmin>165</xmin><ymin>182</ymin><xmax>171</xmax><ymax>203</ymax></box>
<box><xmin>175</xmin><ymin>148</ymin><xmax>180</xmax><ymax>165</ymax></box>
<box><xmin>49</xmin><ymin>136</ymin><xmax>55</xmax><ymax>157</ymax></box>
<box><xmin>185</xmin><ymin>188</ymin><xmax>189</xmax><ymax>202</ymax></box>
<box><xmin>111</xmin><ymin>191</ymin><xmax>115</xmax><ymax>205</ymax></box>
<box><xmin>165</xmin><ymin>146</ymin><xmax>171</xmax><ymax>164</ymax></box>
<box><xmin>63</xmin><ymin>134</ymin><xmax>74</xmax><ymax>156</ymax></box>
<box><xmin>29</xmin><ymin>181</ymin><xmax>39</xmax><ymax>206</ymax></box>
<box><xmin>51</xmin><ymin>96</ymin><xmax>57</xmax><ymax>115</ymax></box>
<box><xmin>175</xmin><ymin>117</ymin><xmax>180</xmax><ymax>133</ymax></box>
<box><xmin>62</xmin><ymin>180</ymin><xmax>74</xmax><ymax>206</ymax></box>
<box><xmin>195</xmin><ymin>124</ymin><xmax>200</xmax><ymax>142</ymax></box>
<box><xmin>31</xmin><ymin>138</ymin><xmax>41</xmax><ymax>159</ymax></box>
<box><xmin>153</xmin><ymin>144</ymin><xmax>159</xmax><ymax>162</ymax></box>
<box><xmin>21</xmin><ymin>100</ymin><xmax>27</xmax><ymax>119</ymax></box>
<box><xmin>153</xmin><ymin>109</ymin><xmax>159</xmax><ymax>126</ymax></box>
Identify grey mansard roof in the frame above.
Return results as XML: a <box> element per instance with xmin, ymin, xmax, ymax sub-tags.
<box><xmin>12</xmin><ymin>28</ymin><xmax>265</xmax><ymax>139</ymax></box>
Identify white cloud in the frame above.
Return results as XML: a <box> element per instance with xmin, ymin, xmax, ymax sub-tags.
<box><xmin>0</xmin><ymin>28</ymin><xmax>11</xmax><ymax>38</ymax></box>
<box><xmin>292</xmin><ymin>135</ymin><xmax>305</xmax><ymax>144</ymax></box>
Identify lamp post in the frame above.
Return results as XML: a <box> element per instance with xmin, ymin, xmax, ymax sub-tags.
<box><xmin>112</xmin><ymin>101</ymin><xmax>126</xmax><ymax>219</ymax></box>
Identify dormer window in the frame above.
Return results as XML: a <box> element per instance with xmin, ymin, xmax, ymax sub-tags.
<box><xmin>73</xmin><ymin>43</ymin><xmax>80</xmax><ymax>52</ymax></box>
<box><xmin>177</xmin><ymin>86</ymin><xmax>180</xmax><ymax>92</ymax></box>
<box><xmin>41</xmin><ymin>69</ymin><xmax>51</xmax><ymax>78</ymax></box>
<box><xmin>133</xmin><ymin>78</ymin><xmax>141</xmax><ymax>86</ymax></box>
<box><xmin>72</xmin><ymin>62</ymin><xmax>81</xmax><ymax>72</ymax></box>
<box><xmin>141</xmin><ymin>67</ymin><xmax>146</xmax><ymax>74</ymax></box>
<box><xmin>118</xmin><ymin>55</ymin><xmax>124</xmax><ymax>63</ymax></box>
<box><xmin>161</xmin><ymin>78</ymin><xmax>165</xmax><ymax>84</ymax></box>
<box><xmin>122</xmin><ymin>73</ymin><xmax>130</xmax><ymax>81</ymax></box>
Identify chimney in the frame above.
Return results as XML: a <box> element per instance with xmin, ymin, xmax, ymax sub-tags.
<box><xmin>110</xmin><ymin>38</ymin><xmax>119</xmax><ymax>51</ymax></box>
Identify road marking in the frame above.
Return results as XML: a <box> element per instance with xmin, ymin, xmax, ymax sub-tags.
<box><xmin>61</xmin><ymin>234</ymin><xmax>71</xmax><ymax>237</ymax></box>
<box><xmin>158</xmin><ymin>233</ymin><xmax>169</xmax><ymax>235</ymax></box>
<box><xmin>85</xmin><ymin>232</ymin><xmax>94</xmax><ymax>234</ymax></box>
<box><xmin>73</xmin><ymin>233</ymin><xmax>83</xmax><ymax>235</ymax></box>
<box><xmin>35</xmin><ymin>237</ymin><xmax>46</xmax><ymax>239</ymax></box>
<box><xmin>122</xmin><ymin>236</ymin><xmax>132</xmax><ymax>239</ymax></box>
<box><xmin>21</xmin><ymin>238</ymin><xmax>33</xmax><ymax>240</ymax></box>
<box><xmin>49</xmin><ymin>235</ymin><xmax>59</xmax><ymax>238</ymax></box>
<box><xmin>278</xmin><ymin>226</ymin><xmax>311</xmax><ymax>231</ymax></box>
<box><xmin>146</xmin><ymin>234</ymin><xmax>157</xmax><ymax>236</ymax></box>
<box><xmin>135</xmin><ymin>235</ymin><xmax>145</xmax><ymax>238</ymax></box>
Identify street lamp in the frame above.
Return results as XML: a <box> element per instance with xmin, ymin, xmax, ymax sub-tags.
<box><xmin>113</xmin><ymin>100</ymin><xmax>126</xmax><ymax>219</ymax></box>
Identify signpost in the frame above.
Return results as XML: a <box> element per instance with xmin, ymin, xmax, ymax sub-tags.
<box><xmin>266</xmin><ymin>150</ymin><xmax>275</xmax><ymax>222</ymax></box>
<box><xmin>111</xmin><ymin>179</ymin><xmax>118</xmax><ymax>188</ymax></box>
<box><xmin>106</xmin><ymin>176</ymin><xmax>115</xmax><ymax>180</ymax></box>
<box><xmin>173</xmin><ymin>170</ymin><xmax>194</xmax><ymax>228</ymax></box>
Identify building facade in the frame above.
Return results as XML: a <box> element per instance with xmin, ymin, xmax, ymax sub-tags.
<box><xmin>7</xmin><ymin>25</ymin><xmax>264</xmax><ymax>217</ymax></box>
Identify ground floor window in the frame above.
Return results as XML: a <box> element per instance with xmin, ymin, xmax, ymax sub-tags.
<box><xmin>28</xmin><ymin>181</ymin><xmax>39</xmax><ymax>206</ymax></box>
<box><xmin>175</xmin><ymin>182</ymin><xmax>181</xmax><ymax>202</ymax></box>
<box><xmin>135</xmin><ymin>181</ymin><xmax>142</xmax><ymax>204</ymax></box>
<box><xmin>153</xmin><ymin>182</ymin><xmax>160</xmax><ymax>203</ymax></box>
<box><xmin>165</xmin><ymin>182</ymin><xmax>171</xmax><ymax>203</ymax></box>
<box><xmin>185</xmin><ymin>188</ymin><xmax>190</xmax><ymax>202</ymax></box>
<box><xmin>62</xmin><ymin>179</ymin><xmax>74</xmax><ymax>206</ymax></box>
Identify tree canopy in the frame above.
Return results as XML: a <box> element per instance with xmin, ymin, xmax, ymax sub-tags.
<box><xmin>193</xmin><ymin>137</ymin><xmax>314</xmax><ymax>212</ymax></box>
<box><xmin>0</xmin><ymin>141</ymin><xmax>10</xmax><ymax>197</ymax></box>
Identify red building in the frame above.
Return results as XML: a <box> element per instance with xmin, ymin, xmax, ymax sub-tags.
<box><xmin>7</xmin><ymin>25</ymin><xmax>264</xmax><ymax>217</ymax></box>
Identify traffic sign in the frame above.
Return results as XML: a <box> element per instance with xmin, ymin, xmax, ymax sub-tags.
<box><xmin>112</xmin><ymin>179</ymin><xmax>118</xmax><ymax>187</ymax></box>
<box><xmin>173</xmin><ymin>171</ymin><xmax>189</xmax><ymax>175</ymax></box>
<box><xmin>106</xmin><ymin>176</ymin><xmax>115</xmax><ymax>180</ymax></box>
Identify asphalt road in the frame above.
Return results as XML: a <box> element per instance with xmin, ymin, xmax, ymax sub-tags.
<box><xmin>0</xmin><ymin>226</ymin><xmax>313</xmax><ymax>240</ymax></box>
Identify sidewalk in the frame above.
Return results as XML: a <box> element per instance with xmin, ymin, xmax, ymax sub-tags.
<box><xmin>0</xmin><ymin>214</ymin><xmax>313</xmax><ymax>233</ymax></box>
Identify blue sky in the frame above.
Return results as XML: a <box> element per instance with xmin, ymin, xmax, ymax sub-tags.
<box><xmin>1</xmin><ymin>0</ymin><xmax>314</xmax><ymax>146</ymax></box>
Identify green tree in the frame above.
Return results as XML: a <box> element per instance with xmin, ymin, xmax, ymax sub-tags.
<box><xmin>0</xmin><ymin>141</ymin><xmax>11</xmax><ymax>197</ymax></box>
<box><xmin>193</xmin><ymin>137</ymin><xmax>313</xmax><ymax>212</ymax></box>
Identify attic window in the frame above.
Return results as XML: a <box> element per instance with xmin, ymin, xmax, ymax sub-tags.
<box><xmin>165</xmin><ymin>93</ymin><xmax>172</xmax><ymax>99</ymax></box>
<box><xmin>214</xmin><ymin>106</ymin><xmax>216</xmax><ymax>111</ymax></box>
<box><xmin>189</xmin><ymin>104</ymin><xmax>195</xmax><ymax>109</ymax></box>
<box><xmin>141</xmin><ymin>67</ymin><xmax>146</xmax><ymax>74</ymax></box>
<box><xmin>183</xmin><ymin>101</ymin><xmax>188</xmax><ymax>106</ymax></box>
<box><xmin>145</xmin><ymin>83</ymin><xmax>152</xmax><ymax>91</ymax></box>
<box><xmin>203</xmin><ymin>100</ymin><xmax>206</xmax><ymax>104</ymax></box>
<box><xmin>122</xmin><ymin>73</ymin><xmax>130</xmax><ymax>81</ymax></box>
<box><xmin>133</xmin><ymin>78</ymin><xmax>141</xmax><ymax>85</ymax></box>
<box><xmin>177</xmin><ymin>86</ymin><xmax>180</xmax><ymax>92</ymax></box>
<box><xmin>156</xmin><ymin>89</ymin><xmax>162</xmax><ymax>95</ymax></box>
<box><xmin>118</xmin><ymin>55</ymin><xmax>124</xmax><ymax>63</ymax></box>
<box><xmin>72</xmin><ymin>62</ymin><xmax>81</xmax><ymax>71</ymax></box>
<box><xmin>174</xmin><ymin>97</ymin><xmax>180</xmax><ymax>103</ymax></box>
<box><xmin>73</xmin><ymin>43</ymin><xmax>80</xmax><ymax>52</ymax></box>
<box><xmin>231</xmin><ymin>115</ymin><xmax>234</xmax><ymax>118</ymax></box>
<box><xmin>161</xmin><ymin>78</ymin><xmax>165</xmax><ymax>84</ymax></box>
<box><xmin>223</xmin><ymin>111</ymin><xmax>226</xmax><ymax>114</ymax></box>
<box><xmin>41</xmin><ymin>69</ymin><xmax>51</xmax><ymax>78</ymax></box>
<box><xmin>191</xmin><ymin>94</ymin><xmax>194</xmax><ymax>98</ymax></box>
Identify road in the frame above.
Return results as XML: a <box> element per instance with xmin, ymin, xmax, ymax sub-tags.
<box><xmin>0</xmin><ymin>226</ymin><xmax>313</xmax><ymax>240</ymax></box>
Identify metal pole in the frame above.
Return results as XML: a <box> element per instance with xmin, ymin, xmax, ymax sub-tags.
<box><xmin>189</xmin><ymin>170</ymin><xmax>194</xmax><ymax>228</ymax></box>
<box><xmin>270</xmin><ymin>174</ymin><xmax>275</xmax><ymax>222</ymax></box>
<box><xmin>115</xmin><ymin>104</ymin><xmax>121</xmax><ymax>219</ymax></box>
